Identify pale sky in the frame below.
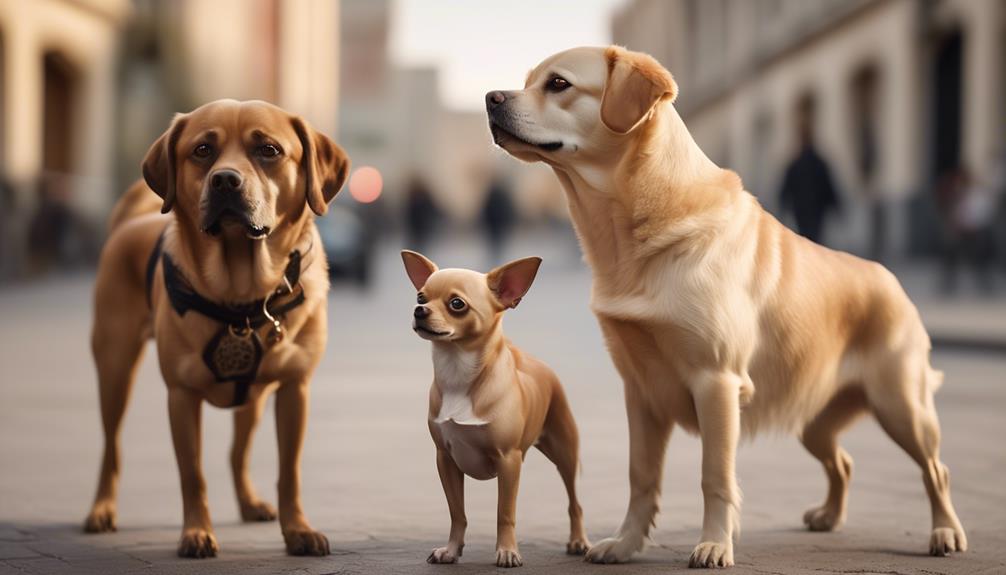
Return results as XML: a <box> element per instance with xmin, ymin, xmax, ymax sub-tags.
<box><xmin>390</xmin><ymin>0</ymin><xmax>628</xmax><ymax>111</ymax></box>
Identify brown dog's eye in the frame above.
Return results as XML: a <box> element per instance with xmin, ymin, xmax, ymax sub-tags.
<box><xmin>449</xmin><ymin>297</ymin><xmax>466</xmax><ymax>312</ymax></box>
<box><xmin>545</xmin><ymin>76</ymin><xmax>571</xmax><ymax>93</ymax></box>
<box><xmin>258</xmin><ymin>144</ymin><xmax>281</xmax><ymax>158</ymax></box>
<box><xmin>193</xmin><ymin>144</ymin><xmax>213</xmax><ymax>159</ymax></box>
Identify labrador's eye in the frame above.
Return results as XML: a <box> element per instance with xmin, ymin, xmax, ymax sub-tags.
<box><xmin>545</xmin><ymin>76</ymin><xmax>571</xmax><ymax>93</ymax></box>
<box><xmin>193</xmin><ymin>144</ymin><xmax>214</xmax><ymax>158</ymax></box>
<box><xmin>449</xmin><ymin>297</ymin><xmax>466</xmax><ymax>311</ymax></box>
<box><xmin>258</xmin><ymin>144</ymin><xmax>281</xmax><ymax>158</ymax></box>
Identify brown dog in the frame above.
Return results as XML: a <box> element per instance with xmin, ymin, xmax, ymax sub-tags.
<box><xmin>83</xmin><ymin>99</ymin><xmax>349</xmax><ymax>558</ymax></box>
<box><xmin>488</xmin><ymin>46</ymin><xmax>966</xmax><ymax>567</ymax></box>
<box><xmin>402</xmin><ymin>251</ymin><xmax>591</xmax><ymax>567</ymax></box>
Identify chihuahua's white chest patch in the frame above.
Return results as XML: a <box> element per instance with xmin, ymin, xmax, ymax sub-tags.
<box><xmin>432</xmin><ymin>347</ymin><xmax>487</xmax><ymax>425</ymax></box>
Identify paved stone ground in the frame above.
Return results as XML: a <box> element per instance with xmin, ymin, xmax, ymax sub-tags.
<box><xmin>1</xmin><ymin>232</ymin><xmax>1005</xmax><ymax>574</ymax></box>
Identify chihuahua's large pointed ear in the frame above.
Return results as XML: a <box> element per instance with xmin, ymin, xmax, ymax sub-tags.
<box><xmin>600</xmin><ymin>46</ymin><xmax>678</xmax><ymax>135</ymax></box>
<box><xmin>487</xmin><ymin>257</ymin><xmax>542</xmax><ymax>309</ymax></box>
<box><xmin>142</xmin><ymin>113</ymin><xmax>189</xmax><ymax>214</ymax></box>
<box><xmin>292</xmin><ymin>116</ymin><xmax>350</xmax><ymax>216</ymax></box>
<box><xmin>401</xmin><ymin>250</ymin><xmax>438</xmax><ymax>290</ymax></box>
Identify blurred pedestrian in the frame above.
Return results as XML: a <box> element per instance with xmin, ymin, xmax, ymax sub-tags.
<box><xmin>404</xmin><ymin>175</ymin><xmax>439</xmax><ymax>252</ymax></box>
<box><xmin>481</xmin><ymin>175</ymin><xmax>515</xmax><ymax>265</ymax></box>
<box><xmin>778</xmin><ymin>116</ymin><xmax>841</xmax><ymax>245</ymax></box>
<box><xmin>936</xmin><ymin>165</ymin><xmax>997</xmax><ymax>294</ymax></box>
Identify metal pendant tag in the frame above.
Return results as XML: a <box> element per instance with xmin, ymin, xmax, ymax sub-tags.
<box><xmin>267</xmin><ymin>320</ymin><xmax>284</xmax><ymax>345</ymax></box>
<box><xmin>203</xmin><ymin>324</ymin><xmax>262</xmax><ymax>384</ymax></box>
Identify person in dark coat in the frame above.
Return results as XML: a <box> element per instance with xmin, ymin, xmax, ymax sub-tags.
<box><xmin>779</xmin><ymin>116</ymin><xmax>841</xmax><ymax>245</ymax></box>
<box><xmin>481</xmin><ymin>176</ymin><xmax>515</xmax><ymax>266</ymax></box>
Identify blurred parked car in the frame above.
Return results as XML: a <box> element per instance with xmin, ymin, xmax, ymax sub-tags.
<box><xmin>318</xmin><ymin>204</ymin><xmax>372</xmax><ymax>287</ymax></box>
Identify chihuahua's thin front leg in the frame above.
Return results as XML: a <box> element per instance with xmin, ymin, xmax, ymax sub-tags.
<box><xmin>689</xmin><ymin>372</ymin><xmax>742</xmax><ymax>568</ymax></box>
<box><xmin>428</xmin><ymin>449</ymin><xmax>466</xmax><ymax>564</ymax></box>
<box><xmin>167</xmin><ymin>386</ymin><xmax>218</xmax><ymax>558</ymax></box>
<box><xmin>495</xmin><ymin>450</ymin><xmax>523</xmax><ymax>568</ymax></box>
<box><xmin>275</xmin><ymin>379</ymin><xmax>330</xmax><ymax>556</ymax></box>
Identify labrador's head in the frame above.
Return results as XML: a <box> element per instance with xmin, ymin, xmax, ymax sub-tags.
<box><xmin>142</xmin><ymin>99</ymin><xmax>349</xmax><ymax>241</ymax></box>
<box><xmin>486</xmin><ymin>46</ymin><xmax>677</xmax><ymax>167</ymax></box>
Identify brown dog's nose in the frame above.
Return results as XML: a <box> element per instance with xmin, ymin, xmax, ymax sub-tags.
<box><xmin>210</xmin><ymin>169</ymin><xmax>244</xmax><ymax>192</ymax></box>
<box><xmin>486</xmin><ymin>91</ymin><xmax>506</xmax><ymax>111</ymax></box>
<box><xmin>414</xmin><ymin>305</ymin><xmax>430</xmax><ymax>319</ymax></box>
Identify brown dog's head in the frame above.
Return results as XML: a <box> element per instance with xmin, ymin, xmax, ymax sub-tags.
<box><xmin>142</xmin><ymin>99</ymin><xmax>349</xmax><ymax>240</ymax></box>
<box><xmin>486</xmin><ymin>46</ymin><xmax>677</xmax><ymax>166</ymax></box>
<box><xmin>401</xmin><ymin>250</ymin><xmax>541</xmax><ymax>343</ymax></box>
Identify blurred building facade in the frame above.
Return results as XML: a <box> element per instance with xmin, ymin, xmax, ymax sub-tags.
<box><xmin>613</xmin><ymin>0</ymin><xmax>1005</xmax><ymax>260</ymax></box>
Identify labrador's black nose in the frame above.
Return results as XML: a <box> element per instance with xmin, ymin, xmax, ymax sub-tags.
<box><xmin>486</xmin><ymin>91</ymin><xmax>506</xmax><ymax>111</ymax></box>
<box><xmin>414</xmin><ymin>305</ymin><xmax>430</xmax><ymax>319</ymax></box>
<box><xmin>210</xmin><ymin>169</ymin><xmax>244</xmax><ymax>192</ymax></box>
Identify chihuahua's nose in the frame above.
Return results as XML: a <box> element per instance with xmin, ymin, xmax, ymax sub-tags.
<box><xmin>486</xmin><ymin>90</ymin><xmax>506</xmax><ymax>111</ymax></box>
<box><xmin>210</xmin><ymin>169</ymin><xmax>244</xmax><ymax>193</ymax></box>
<box><xmin>414</xmin><ymin>305</ymin><xmax>430</xmax><ymax>319</ymax></box>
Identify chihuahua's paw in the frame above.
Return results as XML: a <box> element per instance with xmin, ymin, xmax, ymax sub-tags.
<box><xmin>177</xmin><ymin>528</ymin><xmax>218</xmax><ymax>558</ymax></box>
<box><xmin>427</xmin><ymin>545</ymin><xmax>461</xmax><ymax>564</ymax></box>
<box><xmin>803</xmin><ymin>504</ymin><xmax>844</xmax><ymax>532</ymax></box>
<box><xmin>566</xmin><ymin>536</ymin><xmax>591</xmax><ymax>556</ymax></box>
<box><xmin>83</xmin><ymin>501</ymin><xmax>117</xmax><ymax>533</ymax></box>
<box><xmin>240</xmin><ymin>499</ymin><xmax>277</xmax><ymax>522</ymax></box>
<box><xmin>688</xmin><ymin>540</ymin><xmax>734</xmax><ymax>568</ymax></box>
<box><xmin>930</xmin><ymin>526</ymin><xmax>967</xmax><ymax>556</ymax></box>
<box><xmin>584</xmin><ymin>535</ymin><xmax>641</xmax><ymax>564</ymax></box>
<box><xmin>496</xmin><ymin>547</ymin><xmax>523</xmax><ymax>568</ymax></box>
<box><xmin>283</xmin><ymin>527</ymin><xmax>330</xmax><ymax>556</ymax></box>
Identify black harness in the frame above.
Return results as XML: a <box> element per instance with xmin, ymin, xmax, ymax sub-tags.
<box><xmin>146</xmin><ymin>234</ymin><xmax>308</xmax><ymax>407</ymax></box>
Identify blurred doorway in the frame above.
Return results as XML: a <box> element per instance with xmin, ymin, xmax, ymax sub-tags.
<box><xmin>931</xmin><ymin>30</ymin><xmax>962</xmax><ymax>182</ymax></box>
<box><xmin>850</xmin><ymin>63</ymin><xmax>885</xmax><ymax>261</ymax></box>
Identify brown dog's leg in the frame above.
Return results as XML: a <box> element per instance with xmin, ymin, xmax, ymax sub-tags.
<box><xmin>275</xmin><ymin>380</ymin><xmax>330</xmax><ymax>556</ymax></box>
<box><xmin>231</xmin><ymin>385</ymin><xmax>277</xmax><ymax>522</ymax></box>
<box><xmin>168</xmin><ymin>386</ymin><xmax>218</xmax><ymax>558</ymax></box>
<box><xmin>586</xmin><ymin>380</ymin><xmax>673</xmax><ymax>564</ymax></box>
<box><xmin>495</xmin><ymin>450</ymin><xmax>523</xmax><ymax>567</ymax></box>
<box><xmin>800</xmin><ymin>386</ymin><xmax>867</xmax><ymax>532</ymax></box>
<box><xmin>868</xmin><ymin>367</ymin><xmax>967</xmax><ymax>556</ymax></box>
<box><xmin>689</xmin><ymin>373</ymin><xmax>742</xmax><ymax>569</ymax></box>
<box><xmin>84</xmin><ymin>298</ymin><xmax>146</xmax><ymax>533</ymax></box>
<box><xmin>427</xmin><ymin>449</ymin><xmax>466</xmax><ymax>564</ymax></box>
<box><xmin>536</xmin><ymin>386</ymin><xmax>590</xmax><ymax>555</ymax></box>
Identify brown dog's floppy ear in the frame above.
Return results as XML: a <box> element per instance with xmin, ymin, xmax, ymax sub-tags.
<box><xmin>401</xmin><ymin>250</ymin><xmax>439</xmax><ymax>290</ymax></box>
<box><xmin>292</xmin><ymin>116</ymin><xmax>350</xmax><ymax>216</ymax></box>
<box><xmin>487</xmin><ymin>256</ymin><xmax>542</xmax><ymax>309</ymax></box>
<box><xmin>142</xmin><ymin>113</ymin><xmax>188</xmax><ymax>214</ymax></box>
<box><xmin>600</xmin><ymin>46</ymin><xmax>678</xmax><ymax>135</ymax></box>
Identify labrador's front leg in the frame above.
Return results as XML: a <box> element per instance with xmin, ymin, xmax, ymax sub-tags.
<box><xmin>689</xmin><ymin>372</ymin><xmax>743</xmax><ymax>568</ymax></box>
<box><xmin>275</xmin><ymin>379</ymin><xmax>330</xmax><ymax>556</ymax></box>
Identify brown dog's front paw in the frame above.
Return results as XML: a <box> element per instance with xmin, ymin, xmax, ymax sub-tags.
<box><xmin>177</xmin><ymin>528</ymin><xmax>218</xmax><ymax>558</ymax></box>
<box><xmin>427</xmin><ymin>545</ymin><xmax>460</xmax><ymax>564</ymax></box>
<box><xmin>240</xmin><ymin>500</ymin><xmax>277</xmax><ymax>522</ymax></box>
<box><xmin>83</xmin><ymin>502</ymin><xmax>117</xmax><ymax>533</ymax></box>
<box><xmin>283</xmin><ymin>528</ymin><xmax>330</xmax><ymax>556</ymax></box>
<box><xmin>566</xmin><ymin>537</ymin><xmax>591</xmax><ymax>555</ymax></box>
<box><xmin>496</xmin><ymin>547</ymin><xmax>523</xmax><ymax>568</ymax></box>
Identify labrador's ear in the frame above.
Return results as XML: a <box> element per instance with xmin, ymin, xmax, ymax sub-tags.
<box><xmin>600</xmin><ymin>46</ymin><xmax>678</xmax><ymax>135</ymax></box>
<box><xmin>292</xmin><ymin>116</ymin><xmax>350</xmax><ymax>216</ymax></box>
<box><xmin>487</xmin><ymin>257</ymin><xmax>542</xmax><ymax>309</ymax></box>
<box><xmin>401</xmin><ymin>250</ymin><xmax>439</xmax><ymax>290</ymax></box>
<box><xmin>142</xmin><ymin>113</ymin><xmax>189</xmax><ymax>213</ymax></box>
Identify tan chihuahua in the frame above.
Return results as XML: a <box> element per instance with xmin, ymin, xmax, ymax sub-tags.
<box><xmin>401</xmin><ymin>250</ymin><xmax>590</xmax><ymax>568</ymax></box>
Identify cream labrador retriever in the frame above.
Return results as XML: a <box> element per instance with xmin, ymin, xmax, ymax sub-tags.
<box><xmin>486</xmin><ymin>46</ymin><xmax>967</xmax><ymax>568</ymax></box>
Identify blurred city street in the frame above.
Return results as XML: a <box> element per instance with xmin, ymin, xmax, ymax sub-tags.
<box><xmin>1</xmin><ymin>231</ymin><xmax>1005</xmax><ymax>575</ymax></box>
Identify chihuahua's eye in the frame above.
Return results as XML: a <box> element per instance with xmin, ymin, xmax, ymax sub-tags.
<box><xmin>193</xmin><ymin>143</ymin><xmax>214</xmax><ymax>159</ymax></box>
<box><xmin>417</xmin><ymin>293</ymin><xmax>427</xmax><ymax>304</ymax></box>
<box><xmin>545</xmin><ymin>75</ymin><xmax>571</xmax><ymax>93</ymax></box>
<box><xmin>258</xmin><ymin>144</ymin><xmax>281</xmax><ymax>158</ymax></box>
<box><xmin>449</xmin><ymin>297</ymin><xmax>466</xmax><ymax>311</ymax></box>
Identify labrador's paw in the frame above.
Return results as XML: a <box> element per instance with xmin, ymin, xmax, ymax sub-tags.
<box><xmin>83</xmin><ymin>501</ymin><xmax>117</xmax><ymax>533</ymax></box>
<box><xmin>688</xmin><ymin>540</ymin><xmax>733</xmax><ymax>568</ymax></box>
<box><xmin>427</xmin><ymin>545</ymin><xmax>461</xmax><ymax>564</ymax></box>
<box><xmin>496</xmin><ymin>547</ymin><xmax>523</xmax><ymax>568</ymax></box>
<box><xmin>283</xmin><ymin>528</ymin><xmax>330</xmax><ymax>556</ymax></box>
<box><xmin>177</xmin><ymin>528</ymin><xmax>218</xmax><ymax>558</ymax></box>
<box><xmin>929</xmin><ymin>526</ymin><xmax>967</xmax><ymax>556</ymax></box>
<box><xmin>803</xmin><ymin>504</ymin><xmax>844</xmax><ymax>532</ymax></box>
<box><xmin>240</xmin><ymin>499</ymin><xmax>277</xmax><ymax>522</ymax></box>
<box><xmin>585</xmin><ymin>535</ymin><xmax>642</xmax><ymax>564</ymax></box>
